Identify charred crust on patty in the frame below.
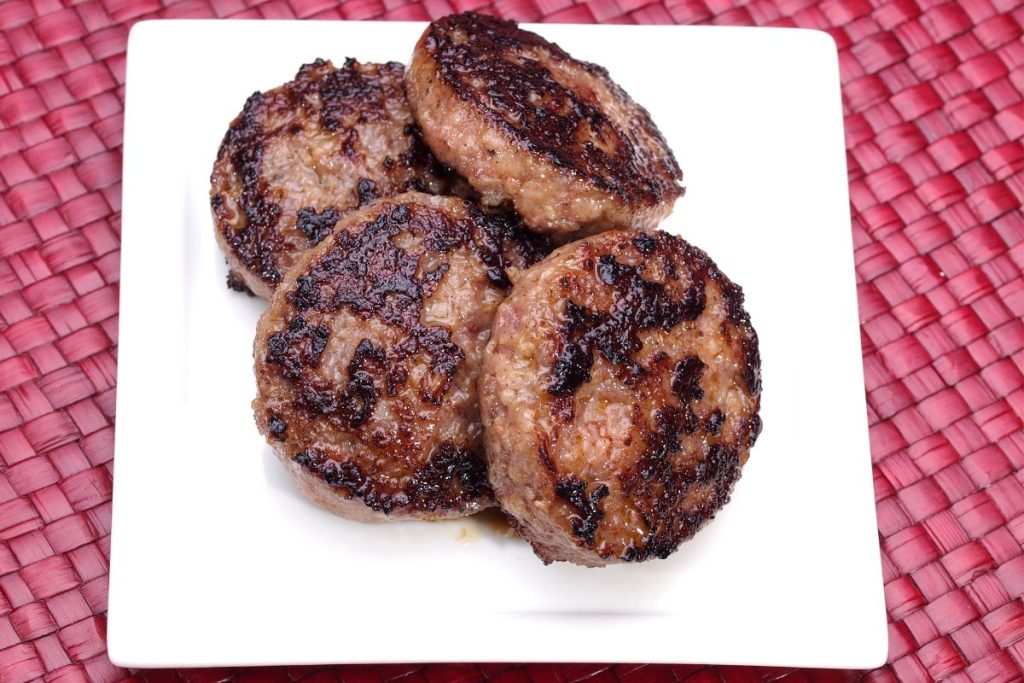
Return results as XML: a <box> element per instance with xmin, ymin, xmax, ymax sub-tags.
<box><xmin>356</xmin><ymin>178</ymin><xmax>378</xmax><ymax>206</ymax></box>
<box><xmin>296</xmin><ymin>386</ymin><xmax>338</xmax><ymax>416</ymax></box>
<box><xmin>741</xmin><ymin>331</ymin><xmax>762</xmax><ymax>396</ymax></box>
<box><xmin>296</xmin><ymin>206</ymin><xmax>341</xmax><ymax>244</ymax></box>
<box><xmin>707</xmin><ymin>409</ymin><xmax>725</xmax><ymax>435</ymax></box>
<box><xmin>267</xmin><ymin>412</ymin><xmax>287</xmax><ymax>440</ymax></box>
<box><xmin>293</xmin><ymin>449</ymin><xmax>379</xmax><ymax>509</ymax></box>
<box><xmin>278</xmin><ymin>202</ymin><xmax>541</xmax><ymax>410</ymax></box>
<box><xmin>266</xmin><ymin>316</ymin><xmax>331</xmax><ymax>380</ymax></box>
<box><xmin>276</xmin><ymin>204</ymin><xmax>468</xmax><ymax>417</ymax></box>
<box><xmin>554</xmin><ymin>478</ymin><xmax>610</xmax><ymax>546</ymax></box>
<box><xmin>547</xmin><ymin>300</ymin><xmax>600</xmax><ymax>395</ymax></box>
<box><xmin>480</xmin><ymin>229</ymin><xmax>761</xmax><ymax>565</ymax></box>
<box><xmin>620</xmin><ymin>418</ymin><xmax>743</xmax><ymax>562</ymax></box>
<box><xmin>396</xmin><ymin>124</ymin><xmax>453</xmax><ymax>191</ymax></box>
<box><xmin>211</xmin><ymin>59</ymin><xmax>463</xmax><ymax>297</ymax></box>
<box><xmin>256</xmin><ymin>194</ymin><xmax>540</xmax><ymax>520</ymax></box>
<box><xmin>632</xmin><ymin>232</ymin><xmax>657</xmax><ymax>254</ymax></box>
<box><xmin>285</xmin><ymin>204</ymin><xmax>443</xmax><ymax>321</ymax></box>
<box><xmin>419</xmin><ymin>13</ymin><xmax>681</xmax><ymax>207</ymax></box>
<box><xmin>215</xmin><ymin>91</ymin><xmax>284</xmax><ymax>284</ymax></box>
<box><xmin>469</xmin><ymin>208</ymin><xmax>552</xmax><ymax>288</ymax></box>
<box><xmin>547</xmin><ymin>235</ymin><xmax>708</xmax><ymax>398</ymax></box>
<box><xmin>387</xmin><ymin>326</ymin><xmax>466</xmax><ymax>405</ymax></box>
<box><xmin>287</xmin><ymin>202</ymin><xmax>545</xmax><ymax>319</ymax></box>
<box><xmin>332</xmin><ymin>338</ymin><xmax>386</xmax><ymax>427</ymax></box>
<box><xmin>671</xmin><ymin>356</ymin><xmax>705</xmax><ymax>403</ymax></box>
<box><xmin>226</xmin><ymin>270</ymin><xmax>254</xmax><ymax>294</ymax></box>
<box><xmin>292</xmin><ymin>442</ymin><xmax>491</xmax><ymax>516</ymax></box>
<box><xmin>407</xmin><ymin>442</ymin><xmax>492</xmax><ymax>507</ymax></box>
<box><xmin>312</xmin><ymin>59</ymin><xmax>404</xmax><ymax>130</ymax></box>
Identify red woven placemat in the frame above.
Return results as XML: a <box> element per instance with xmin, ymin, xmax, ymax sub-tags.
<box><xmin>1</xmin><ymin>0</ymin><xmax>1022</xmax><ymax>681</ymax></box>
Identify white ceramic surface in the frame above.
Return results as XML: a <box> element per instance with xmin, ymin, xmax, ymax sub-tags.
<box><xmin>109</xmin><ymin>19</ymin><xmax>885</xmax><ymax>669</ymax></box>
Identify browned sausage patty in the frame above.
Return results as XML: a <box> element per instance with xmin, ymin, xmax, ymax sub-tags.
<box><xmin>479</xmin><ymin>230</ymin><xmax>761</xmax><ymax>565</ymax></box>
<box><xmin>211</xmin><ymin>58</ymin><xmax>457</xmax><ymax>299</ymax></box>
<box><xmin>406</xmin><ymin>13</ymin><xmax>683</xmax><ymax>243</ymax></box>
<box><xmin>254</xmin><ymin>192</ymin><xmax>549</xmax><ymax>521</ymax></box>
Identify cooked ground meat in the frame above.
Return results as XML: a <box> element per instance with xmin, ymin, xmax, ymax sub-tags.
<box><xmin>253</xmin><ymin>192</ymin><xmax>549</xmax><ymax>521</ymax></box>
<box><xmin>211</xmin><ymin>58</ymin><xmax>459</xmax><ymax>298</ymax></box>
<box><xmin>479</xmin><ymin>229</ymin><xmax>761</xmax><ymax>565</ymax></box>
<box><xmin>405</xmin><ymin>12</ymin><xmax>683</xmax><ymax>243</ymax></box>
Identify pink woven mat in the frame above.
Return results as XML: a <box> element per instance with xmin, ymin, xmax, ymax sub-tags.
<box><xmin>0</xmin><ymin>0</ymin><xmax>1022</xmax><ymax>681</ymax></box>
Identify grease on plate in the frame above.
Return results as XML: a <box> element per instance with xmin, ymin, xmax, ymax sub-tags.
<box><xmin>455</xmin><ymin>508</ymin><xmax>520</xmax><ymax>543</ymax></box>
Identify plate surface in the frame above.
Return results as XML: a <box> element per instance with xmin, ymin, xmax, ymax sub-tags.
<box><xmin>109</xmin><ymin>19</ymin><xmax>885</xmax><ymax>669</ymax></box>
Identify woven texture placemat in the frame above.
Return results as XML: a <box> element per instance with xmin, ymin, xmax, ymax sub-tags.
<box><xmin>0</xmin><ymin>0</ymin><xmax>1022</xmax><ymax>681</ymax></box>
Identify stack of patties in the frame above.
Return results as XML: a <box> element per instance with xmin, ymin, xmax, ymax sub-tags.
<box><xmin>211</xmin><ymin>12</ymin><xmax>762</xmax><ymax>567</ymax></box>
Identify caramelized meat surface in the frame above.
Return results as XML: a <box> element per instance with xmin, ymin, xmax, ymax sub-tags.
<box><xmin>479</xmin><ymin>230</ymin><xmax>761</xmax><ymax>564</ymax></box>
<box><xmin>254</xmin><ymin>192</ymin><xmax>548</xmax><ymax>521</ymax></box>
<box><xmin>406</xmin><ymin>13</ymin><xmax>683</xmax><ymax>242</ymax></box>
<box><xmin>211</xmin><ymin>59</ymin><xmax>458</xmax><ymax>298</ymax></box>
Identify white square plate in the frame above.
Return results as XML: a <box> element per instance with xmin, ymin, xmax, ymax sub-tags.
<box><xmin>109</xmin><ymin>19</ymin><xmax>886</xmax><ymax>670</ymax></box>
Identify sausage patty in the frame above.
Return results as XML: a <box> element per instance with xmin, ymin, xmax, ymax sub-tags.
<box><xmin>479</xmin><ymin>230</ymin><xmax>761</xmax><ymax>565</ymax></box>
<box><xmin>211</xmin><ymin>58</ymin><xmax>456</xmax><ymax>299</ymax></box>
<box><xmin>406</xmin><ymin>12</ymin><xmax>683</xmax><ymax>243</ymax></box>
<box><xmin>254</xmin><ymin>192</ymin><xmax>549</xmax><ymax>521</ymax></box>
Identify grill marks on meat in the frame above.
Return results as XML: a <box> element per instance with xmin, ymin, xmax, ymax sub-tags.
<box><xmin>471</xmin><ymin>208</ymin><xmax>552</xmax><ymax>288</ymax></box>
<box><xmin>392</xmin><ymin>326</ymin><xmax>465</xmax><ymax>405</ymax></box>
<box><xmin>274</xmin><ymin>203</ymin><xmax>469</xmax><ymax>429</ymax></box>
<box><xmin>266</xmin><ymin>412</ymin><xmax>287</xmax><ymax>440</ymax></box>
<box><xmin>406</xmin><ymin>13</ymin><xmax>682</xmax><ymax>240</ymax></box>
<box><xmin>288</xmin><ymin>204</ymin><xmax>459</xmax><ymax>325</ymax></box>
<box><xmin>480</xmin><ymin>230</ymin><xmax>762</xmax><ymax>565</ymax></box>
<box><xmin>620</xmin><ymin>370</ymin><xmax>747</xmax><ymax>563</ymax></box>
<box><xmin>210</xmin><ymin>59</ymin><xmax>460</xmax><ymax>298</ymax></box>
<box><xmin>255</xmin><ymin>194</ymin><xmax>550</xmax><ymax>520</ymax></box>
<box><xmin>321</xmin><ymin>338</ymin><xmax>385</xmax><ymax>428</ymax></box>
<box><xmin>554</xmin><ymin>478</ymin><xmax>610</xmax><ymax>545</ymax></box>
<box><xmin>215</xmin><ymin>92</ymin><xmax>284</xmax><ymax>285</ymax></box>
<box><xmin>547</xmin><ymin>301</ymin><xmax>602</xmax><ymax>395</ymax></box>
<box><xmin>266</xmin><ymin>316</ymin><xmax>331</xmax><ymax>380</ymax></box>
<box><xmin>315</xmin><ymin>58</ymin><xmax>395</xmax><ymax>130</ymax></box>
<box><xmin>296</xmin><ymin>206</ymin><xmax>341</xmax><ymax>244</ymax></box>
<box><xmin>621</xmin><ymin>437</ymin><xmax>742</xmax><ymax>562</ymax></box>
<box><xmin>547</xmin><ymin>252</ymin><xmax>705</xmax><ymax>395</ymax></box>
<box><xmin>548</xmin><ymin>232</ymin><xmax>759</xmax><ymax>562</ymax></box>
<box><xmin>407</xmin><ymin>442</ymin><xmax>492</xmax><ymax>507</ymax></box>
<box><xmin>282</xmin><ymin>204</ymin><xmax>494</xmax><ymax>407</ymax></box>
<box><xmin>421</xmin><ymin>13</ymin><xmax>681</xmax><ymax>206</ymax></box>
<box><xmin>292</xmin><ymin>443</ymin><xmax>489</xmax><ymax>515</ymax></box>
<box><xmin>549</xmin><ymin>234</ymin><xmax>758</xmax><ymax>402</ymax></box>
<box><xmin>288</xmin><ymin>202</ymin><xmax>547</xmax><ymax>319</ymax></box>
<box><xmin>672</xmin><ymin>356</ymin><xmax>705</xmax><ymax>403</ymax></box>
